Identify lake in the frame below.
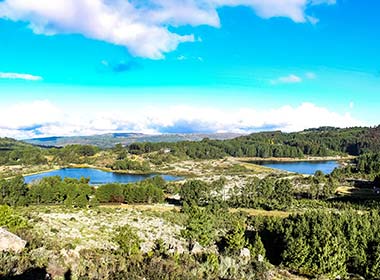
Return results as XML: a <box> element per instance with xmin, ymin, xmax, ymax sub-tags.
<box><xmin>24</xmin><ymin>168</ymin><xmax>181</xmax><ymax>185</ymax></box>
<box><xmin>252</xmin><ymin>160</ymin><xmax>339</xmax><ymax>175</ymax></box>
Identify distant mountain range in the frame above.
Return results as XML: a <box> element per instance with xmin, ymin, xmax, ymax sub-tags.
<box><xmin>24</xmin><ymin>133</ymin><xmax>244</xmax><ymax>148</ymax></box>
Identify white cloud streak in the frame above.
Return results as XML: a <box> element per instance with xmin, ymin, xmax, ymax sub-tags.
<box><xmin>271</xmin><ymin>74</ymin><xmax>302</xmax><ymax>85</ymax></box>
<box><xmin>0</xmin><ymin>100</ymin><xmax>362</xmax><ymax>139</ymax></box>
<box><xmin>0</xmin><ymin>72</ymin><xmax>42</xmax><ymax>81</ymax></box>
<box><xmin>0</xmin><ymin>0</ymin><xmax>336</xmax><ymax>59</ymax></box>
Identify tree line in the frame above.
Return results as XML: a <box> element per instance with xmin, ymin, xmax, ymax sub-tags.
<box><xmin>128</xmin><ymin>126</ymin><xmax>380</xmax><ymax>159</ymax></box>
<box><xmin>0</xmin><ymin>175</ymin><xmax>166</xmax><ymax>207</ymax></box>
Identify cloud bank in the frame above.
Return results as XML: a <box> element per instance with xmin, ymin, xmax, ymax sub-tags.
<box><xmin>0</xmin><ymin>0</ymin><xmax>335</xmax><ymax>59</ymax></box>
<box><xmin>0</xmin><ymin>100</ymin><xmax>362</xmax><ymax>139</ymax></box>
<box><xmin>0</xmin><ymin>72</ymin><xmax>42</xmax><ymax>81</ymax></box>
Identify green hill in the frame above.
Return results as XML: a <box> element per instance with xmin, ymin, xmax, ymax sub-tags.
<box><xmin>0</xmin><ymin>138</ymin><xmax>47</xmax><ymax>165</ymax></box>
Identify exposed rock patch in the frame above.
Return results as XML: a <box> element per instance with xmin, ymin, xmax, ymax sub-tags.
<box><xmin>0</xmin><ymin>227</ymin><xmax>26</xmax><ymax>253</ymax></box>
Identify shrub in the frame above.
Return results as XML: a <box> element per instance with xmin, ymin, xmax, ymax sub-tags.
<box><xmin>0</xmin><ymin>205</ymin><xmax>28</xmax><ymax>233</ymax></box>
<box><xmin>114</xmin><ymin>225</ymin><xmax>141</xmax><ymax>256</ymax></box>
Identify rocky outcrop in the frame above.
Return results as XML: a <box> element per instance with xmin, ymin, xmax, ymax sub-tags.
<box><xmin>240</xmin><ymin>248</ymin><xmax>251</xmax><ymax>259</ymax></box>
<box><xmin>0</xmin><ymin>227</ymin><xmax>26</xmax><ymax>253</ymax></box>
<box><xmin>190</xmin><ymin>242</ymin><xmax>203</xmax><ymax>255</ymax></box>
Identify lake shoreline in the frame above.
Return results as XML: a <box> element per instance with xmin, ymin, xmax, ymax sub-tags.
<box><xmin>23</xmin><ymin>166</ymin><xmax>182</xmax><ymax>185</ymax></box>
<box><xmin>4</xmin><ymin>165</ymin><xmax>61</xmax><ymax>180</ymax></box>
<box><xmin>7</xmin><ymin>155</ymin><xmax>354</xmax><ymax>180</ymax></box>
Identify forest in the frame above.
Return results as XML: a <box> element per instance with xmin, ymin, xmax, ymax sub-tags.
<box><xmin>128</xmin><ymin>126</ymin><xmax>380</xmax><ymax>159</ymax></box>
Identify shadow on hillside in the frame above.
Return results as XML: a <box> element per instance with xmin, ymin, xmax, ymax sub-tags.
<box><xmin>347</xmin><ymin>179</ymin><xmax>374</xmax><ymax>188</ymax></box>
<box><xmin>165</xmin><ymin>197</ymin><xmax>181</xmax><ymax>206</ymax></box>
<box><xmin>0</xmin><ymin>268</ymin><xmax>72</xmax><ymax>280</ymax></box>
<box><xmin>0</xmin><ymin>268</ymin><xmax>48</xmax><ymax>280</ymax></box>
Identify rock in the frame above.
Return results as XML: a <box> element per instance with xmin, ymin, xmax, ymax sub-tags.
<box><xmin>170</xmin><ymin>194</ymin><xmax>181</xmax><ymax>201</ymax></box>
<box><xmin>191</xmin><ymin>242</ymin><xmax>203</xmax><ymax>254</ymax></box>
<box><xmin>219</xmin><ymin>256</ymin><xmax>237</xmax><ymax>278</ymax></box>
<box><xmin>0</xmin><ymin>227</ymin><xmax>26</xmax><ymax>253</ymax></box>
<box><xmin>60</xmin><ymin>248</ymin><xmax>80</xmax><ymax>271</ymax></box>
<box><xmin>240</xmin><ymin>248</ymin><xmax>251</xmax><ymax>259</ymax></box>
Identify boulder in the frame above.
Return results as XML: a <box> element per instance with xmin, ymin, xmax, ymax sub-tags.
<box><xmin>191</xmin><ymin>242</ymin><xmax>203</xmax><ymax>254</ymax></box>
<box><xmin>0</xmin><ymin>227</ymin><xmax>26</xmax><ymax>253</ymax></box>
<box><xmin>240</xmin><ymin>248</ymin><xmax>251</xmax><ymax>259</ymax></box>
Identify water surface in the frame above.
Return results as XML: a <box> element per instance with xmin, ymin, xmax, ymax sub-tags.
<box><xmin>24</xmin><ymin>168</ymin><xmax>181</xmax><ymax>185</ymax></box>
<box><xmin>251</xmin><ymin>160</ymin><xmax>339</xmax><ymax>175</ymax></box>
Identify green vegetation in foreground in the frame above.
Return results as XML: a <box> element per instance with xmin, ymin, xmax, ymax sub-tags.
<box><xmin>2</xmin><ymin>203</ymin><xmax>380</xmax><ymax>279</ymax></box>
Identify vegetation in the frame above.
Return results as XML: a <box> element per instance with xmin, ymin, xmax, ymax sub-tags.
<box><xmin>249</xmin><ymin>210</ymin><xmax>380</xmax><ymax>279</ymax></box>
<box><xmin>128</xmin><ymin>126</ymin><xmax>380</xmax><ymax>159</ymax></box>
<box><xmin>96</xmin><ymin>179</ymin><xmax>165</xmax><ymax>204</ymax></box>
<box><xmin>0</xmin><ymin>205</ymin><xmax>28</xmax><ymax>233</ymax></box>
<box><xmin>0</xmin><ymin>175</ymin><xmax>167</xmax><ymax>208</ymax></box>
<box><xmin>0</xmin><ymin>138</ymin><xmax>47</xmax><ymax>165</ymax></box>
<box><xmin>52</xmin><ymin>144</ymin><xmax>99</xmax><ymax>164</ymax></box>
<box><xmin>114</xmin><ymin>224</ymin><xmax>141</xmax><ymax>256</ymax></box>
<box><xmin>2</xmin><ymin>127</ymin><xmax>380</xmax><ymax>279</ymax></box>
<box><xmin>108</xmin><ymin>158</ymin><xmax>151</xmax><ymax>172</ymax></box>
<box><xmin>0</xmin><ymin>176</ymin><xmax>29</xmax><ymax>206</ymax></box>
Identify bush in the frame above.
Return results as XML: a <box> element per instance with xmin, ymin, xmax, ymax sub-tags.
<box><xmin>181</xmin><ymin>204</ymin><xmax>217</xmax><ymax>247</ymax></box>
<box><xmin>109</xmin><ymin>158</ymin><xmax>151</xmax><ymax>172</ymax></box>
<box><xmin>180</xmin><ymin>180</ymin><xmax>211</xmax><ymax>206</ymax></box>
<box><xmin>114</xmin><ymin>225</ymin><xmax>141</xmax><ymax>256</ymax></box>
<box><xmin>96</xmin><ymin>184</ymin><xmax>124</xmax><ymax>203</ymax></box>
<box><xmin>0</xmin><ymin>205</ymin><xmax>28</xmax><ymax>233</ymax></box>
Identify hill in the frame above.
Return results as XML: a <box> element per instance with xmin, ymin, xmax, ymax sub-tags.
<box><xmin>24</xmin><ymin>132</ymin><xmax>244</xmax><ymax>148</ymax></box>
<box><xmin>0</xmin><ymin>138</ymin><xmax>47</xmax><ymax>165</ymax></box>
<box><xmin>127</xmin><ymin>126</ymin><xmax>380</xmax><ymax>158</ymax></box>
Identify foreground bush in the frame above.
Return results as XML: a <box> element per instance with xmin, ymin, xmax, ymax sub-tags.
<box><xmin>0</xmin><ymin>205</ymin><xmax>28</xmax><ymax>233</ymax></box>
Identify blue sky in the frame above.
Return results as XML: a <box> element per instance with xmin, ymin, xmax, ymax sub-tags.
<box><xmin>0</xmin><ymin>0</ymin><xmax>379</xmax><ymax>138</ymax></box>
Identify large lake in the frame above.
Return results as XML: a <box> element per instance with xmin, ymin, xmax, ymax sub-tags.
<box><xmin>24</xmin><ymin>168</ymin><xmax>181</xmax><ymax>185</ymax></box>
<box><xmin>252</xmin><ymin>160</ymin><xmax>339</xmax><ymax>175</ymax></box>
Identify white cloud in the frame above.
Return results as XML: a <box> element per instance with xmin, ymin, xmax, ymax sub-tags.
<box><xmin>0</xmin><ymin>100</ymin><xmax>63</xmax><ymax>130</ymax></box>
<box><xmin>0</xmin><ymin>72</ymin><xmax>42</xmax><ymax>81</ymax></box>
<box><xmin>271</xmin><ymin>74</ymin><xmax>302</xmax><ymax>85</ymax></box>
<box><xmin>349</xmin><ymin>101</ymin><xmax>354</xmax><ymax>109</ymax></box>
<box><xmin>0</xmin><ymin>100</ymin><xmax>362</xmax><ymax>139</ymax></box>
<box><xmin>0</xmin><ymin>0</ymin><xmax>195</xmax><ymax>59</ymax></box>
<box><xmin>0</xmin><ymin>0</ymin><xmax>336</xmax><ymax>59</ymax></box>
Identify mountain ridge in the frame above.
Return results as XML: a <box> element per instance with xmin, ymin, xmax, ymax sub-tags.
<box><xmin>23</xmin><ymin>132</ymin><xmax>245</xmax><ymax>148</ymax></box>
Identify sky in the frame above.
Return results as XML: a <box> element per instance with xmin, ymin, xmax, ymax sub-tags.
<box><xmin>0</xmin><ymin>0</ymin><xmax>379</xmax><ymax>139</ymax></box>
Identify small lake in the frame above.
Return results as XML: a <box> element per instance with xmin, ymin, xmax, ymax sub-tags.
<box><xmin>24</xmin><ymin>168</ymin><xmax>181</xmax><ymax>185</ymax></box>
<box><xmin>252</xmin><ymin>160</ymin><xmax>339</xmax><ymax>175</ymax></box>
